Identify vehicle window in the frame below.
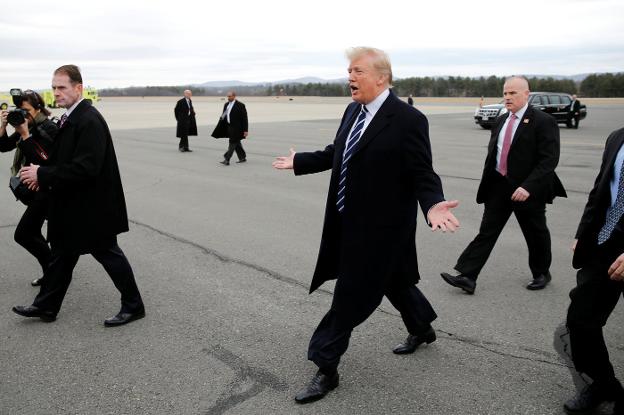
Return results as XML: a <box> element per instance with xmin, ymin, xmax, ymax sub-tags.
<box><xmin>531</xmin><ymin>96</ymin><xmax>542</xmax><ymax>105</ymax></box>
<box><xmin>560</xmin><ymin>96</ymin><xmax>571</xmax><ymax>105</ymax></box>
<box><xmin>549</xmin><ymin>95</ymin><xmax>561</xmax><ymax>104</ymax></box>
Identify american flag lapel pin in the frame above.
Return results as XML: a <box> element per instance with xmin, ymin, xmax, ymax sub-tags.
<box><xmin>523</xmin><ymin>118</ymin><xmax>529</xmax><ymax>123</ymax></box>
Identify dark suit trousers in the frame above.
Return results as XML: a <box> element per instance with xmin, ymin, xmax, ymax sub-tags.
<box><xmin>307</xmin><ymin>278</ymin><xmax>437</xmax><ymax>372</ymax></box>
<box><xmin>32</xmin><ymin>243</ymin><xmax>144</xmax><ymax>315</ymax></box>
<box><xmin>567</xmin><ymin>232</ymin><xmax>623</xmax><ymax>385</ymax></box>
<box><xmin>224</xmin><ymin>138</ymin><xmax>246</xmax><ymax>161</ymax></box>
<box><xmin>455</xmin><ymin>173</ymin><xmax>551</xmax><ymax>279</ymax></box>
<box><xmin>14</xmin><ymin>197</ymin><xmax>52</xmax><ymax>274</ymax></box>
<box><xmin>179</xmin><ymin>135</ymin><xmax>189</xmax><ymax>150</ymax></box>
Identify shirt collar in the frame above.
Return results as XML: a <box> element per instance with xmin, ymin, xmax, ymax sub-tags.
<box><xmin>363</xmin><ymin>89</ymin><xmax>390</xmax><ymax>117</ymax></box>
<box><xmin>64</xmin><ymin>98</ymin><xmax>84</xmax><ymax>118</ymax></box>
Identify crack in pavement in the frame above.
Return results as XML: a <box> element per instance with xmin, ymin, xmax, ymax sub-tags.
<box><xmin>202</xmin><ymin>344</ymin><xmax>288</xmax><ymax>415</ymax></box>
<box><xmin>134</xmin><ymin>219</ymin><xmax>569</xmax><ymax>372</ymax></box>
<box><xmin>438</xmin><ymin>174</ymin><xmax>590</xmax><ymax>195</ymax></box>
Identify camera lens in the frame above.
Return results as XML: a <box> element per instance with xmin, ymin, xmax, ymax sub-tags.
<box><xmin>7</xmin><ymin>109</ymin><xmax>26</xmax><ymax>126</ymax></box>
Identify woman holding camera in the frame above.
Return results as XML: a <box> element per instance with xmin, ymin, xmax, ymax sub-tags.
<box><xmin>0</xmin><ymin>90</ymin><xmax>58</xmax><ymax>286</ymax></box>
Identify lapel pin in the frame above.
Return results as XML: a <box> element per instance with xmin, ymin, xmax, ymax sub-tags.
<box><xmin>523</xmin><ymin>118</ymin><xmax>529</xmax><ymax>124</ymax></box>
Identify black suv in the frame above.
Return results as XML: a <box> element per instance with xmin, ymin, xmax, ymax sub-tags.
<box><xmin>474</xmin><ymin>92</ymin><xmax>587</xmax><ymax>129</ymax></box>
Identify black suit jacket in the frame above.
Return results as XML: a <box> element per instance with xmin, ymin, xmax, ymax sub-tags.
<box><xmin>573</xmin><ymin>128</ymin><xmax>624</xmax><ymax>268</ymax></box>
<box><xmin>211</xmin><ymin>100</ymin><xmax>248</xmax><ymax>140</ymax></box>
<box><xmin>294</xmin><ymin>91</ymin><xmax>445</xmax><ymax>294</ymax></box>
<box><xmin>38</xmin><ymin>100</ymin><xmax>129</xmax><ymax>254</ymax></box>
<box><xmin>174</xmin><ymin>97</ymin><xmax>197</xmax><ymax>138</ymax></box>
<box><xmin>477</xmin><ymin>105</ymin><xmax>566</xmax><ymax>204</ymax></box>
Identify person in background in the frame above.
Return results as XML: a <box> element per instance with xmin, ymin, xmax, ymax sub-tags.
<box><xmin>174</xmin><ymin>89</ymin><xmax>196</xmax><ymax>152</ymax></box>
<box><xmin>0</xmin><ymin>90</ymin><xmax>58</xmax><ymax>287</ymax></box>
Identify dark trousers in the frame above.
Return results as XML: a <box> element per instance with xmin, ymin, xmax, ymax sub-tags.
<box><xmin>32</xmin><ymin>243</ymin><xmax>144</xmax><ymax>315</ymax></box>
<box><xmin>455</xmin><ymin>173</ymin><xmax>551</xmax><ymax>279</ymax></box>
<box><xmin>573</xmin><ymin>115</ymin><xmax>580</xmax><ymax>129</ymax></box>
<box><xmin>224</xmin><ymin>138</ymin><xmax>246</xmax><ymax>161</ymax></box>
<box><xmin>567</xmin><ymin>234</ymin><xmax>623</xmax><ymax>386</ymax></box>
<box><xmin>178</xmin><ymin>135</ymin><xmax>189</xmax><ymax>150</ymax></box>
<box><xmin>14</xmin><ymin>197</ymin><xmax>52</xmax><ymax>275</ymax></box>
<box><xmin>308</xmin><ymin>278</ymin><xmax>437</xmax><ymax>372</ymax></box>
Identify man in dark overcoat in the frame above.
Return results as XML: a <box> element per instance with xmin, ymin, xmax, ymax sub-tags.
<box><xmin>563</xmin><ymin>128</ymin><xmax>624</xmax><ymax>414</ymax></box>
<box><xmin>273</xmin><ymin>47</ymin><xmax>459</xmax><ymax>403</ymax></box>
<box><xmin>14</xmin><ymin>64</ymin><xmax>145</xmax><ymax>326</ymax></box>
<box><xmin>441</xmin><ymin>76</ymin><xmax>566</xmax><ymax>293</ymax></box>
<box><xmin>211</xmin><ymin>91</ymin><xmax>248</xmax><ymax>165</ymax></box>
<box><xmin>174</xmin><ymin>89</ymin><xmax>197</xmax><ymax>152</ymax></box>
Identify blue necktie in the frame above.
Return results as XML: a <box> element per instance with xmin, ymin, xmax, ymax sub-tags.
<box><xmin>597</xmin><ymin>158</ymin><xmax>624</xmax><ymax>244</ymax></box>
<box><xmin>336</xmin><ymin>105</ymin><xmax>368</xmax><ymax>213</ymax></box>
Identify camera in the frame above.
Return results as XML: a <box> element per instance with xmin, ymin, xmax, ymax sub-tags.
<box><xmin>6</xmin><ymin>88</ymin><xmax>28</xmax><ymax>127</ymax></box>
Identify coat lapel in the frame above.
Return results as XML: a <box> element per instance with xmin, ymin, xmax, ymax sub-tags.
<box><xmin>335</xmin><ymin>102</ymin><xmax>361</xmax><ymax>156</ymax></box>
<box><xmin>350</xmin><ymin>93</ymin><xmax>394</xmax><ymax>158</ymax></box>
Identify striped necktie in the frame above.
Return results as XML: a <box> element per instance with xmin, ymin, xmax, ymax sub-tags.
<box><xmin>597</xmin><ymin>158</ymin><xmax>624</xmax><ymax>244</ymax></box>
<box><xmin>336</xmin><ymin>105</ymin><xmax>368</xmax><ymax>213</ymax></box>
<box><xmin>59</xmin><ymin>113</ymin><xmax>68</xmax><ymax>128</ymax></box>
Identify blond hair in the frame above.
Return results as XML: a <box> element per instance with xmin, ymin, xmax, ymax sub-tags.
<box><xmin>346</xmin><ymin>47</ymin><xmax>393</xmax><ymax>86</ymax></box>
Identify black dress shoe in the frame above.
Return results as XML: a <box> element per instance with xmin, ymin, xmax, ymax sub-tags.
<box><xmin>179</xmin><ymin>148</ymin><xmax>185</xmax><ymax>152</ymax></box>
<box><xmin>220</xmin><ymin>160</ymin><xmax>230</xmax><ymax>166</ymax></box>
<box><xmin>12</xmin><ymin>305</ymin><xmax>56</xmax><ymax>322</ymax></box>
<box><xmin>185</xmin><ymin>148</ymin><xmax>193</xmax><ymax>152</ymax></box>
<box><xmin>393</xmin><ymin>327</ymin><xmax>436</xmax><ymax>354</ymax></box>
<box><xmin>236</xmin><ymin>159</ymin><xmax>246</xmax><ymax>163</ymax></box>
<box><xmin>31</xmin><ymin>277</ymin><xmax>43</xmax><ymax>287</ymax></box>
<box><xmin>104</xmin><ymin>309</ymin><xmax>145</xmax><ymax>327</ymax></box>
<box><xmin>294</xmin><ymin>370</ymin><xmax>339</xmax><ymax>404</ymax></box>
<box><xmin>527</xmin><ymin>272</ymin><xmax>552</xmax><ymax>290</ymax></box>
<box><xmin>440</xmin><ymin>272</ymin><xmax>476</xmax><ymax>294</ymax></box>
<box><xmin>564</xmin><ymin>381</ymin><xmax>620</xmax><ymax>414</ymax></box>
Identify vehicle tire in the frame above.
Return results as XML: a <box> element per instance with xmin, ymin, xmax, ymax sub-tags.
<box><xmin>0</xmin><ymin>103</ymin><xmax>7</xmax><ymax>110</ymax></box>
<box><xmin>480</xmin><ymin>124</ymin><xmax>491</xmax><ymax>130</ymax></box>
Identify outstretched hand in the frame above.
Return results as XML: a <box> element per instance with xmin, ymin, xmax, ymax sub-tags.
<box><xmin>428</xmin><ymin>200</ymin><xmax>460</xmax><ymax>232</ymax></box>
<box><xmin>272</xmin><ymin>148</ymin><xmax>296</xmax><ymax>170</ymax></box>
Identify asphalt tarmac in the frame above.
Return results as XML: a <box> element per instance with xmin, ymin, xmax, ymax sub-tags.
<box><xmin>1</xmin><ymin>98</ymin><xmax>622</xmax><ymax>414</ymax></box>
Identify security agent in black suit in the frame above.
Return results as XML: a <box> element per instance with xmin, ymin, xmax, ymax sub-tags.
<box><xmin>15</xmin><ymin>65</ymin><xmax>145</xmax><ymax>326</ymax></box>
<box><xmin>273</xmin><ymin>47</ymin><xmax>459</xmax><ymax>404</ymax></box>
<box><xmin>441</xmin><ymin>76</ymin><xmax>566</xmax><ymax>293</ymax></box>
<box><xmin>570</xmin><ymin>94</ymin><xmax>582</xmax><ymax>129</ymax></box>
<box><xmin>563</xmin><ymin>128</ymin><xmax>624</xmax><ymax>414</ymax></box>
<box><xmin>211</xmin><ymin>91</ymin><xmax>248</xmax><ymax>165</ymax></box>
<box><xmin>174</xmin><ymin>89</ymin><xmax>197</xmax><ymax>152</ymax></box>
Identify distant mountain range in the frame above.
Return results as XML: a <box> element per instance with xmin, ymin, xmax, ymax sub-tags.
<box><xmin>194</xmin><ymin>74</ymin><xmax>600</xmax><ymax>88</ymax></box>
<box><xmin>195</xmin><ymin>77</ymin><xmax>347</xmax><ymax>87</ymax></box>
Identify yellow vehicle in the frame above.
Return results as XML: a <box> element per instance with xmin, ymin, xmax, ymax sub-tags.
<box><xmin>0</xmin><ymin>93</ymin><xmax>11</xmax><ymax>110</ymax></box>
<box><xmin>42</xmin><ymin>87</ymin><xmax>100</xmax><ymax>108</ymax></box>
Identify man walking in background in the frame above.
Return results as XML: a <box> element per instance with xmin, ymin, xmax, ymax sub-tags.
<box><xmin>441</xmin><ymin>76</ymin><xmax>566</xmax><ymax>294</ymax></box>
<box><xmin>212</xmin><ymin>91</ymin><xmax>248</xmax><ymax>165</ymax></box>
<box><xmin>174</xmin><ymin>89</ymin><xmax>197</xmax><ymax>152</ymax></box>
<box><xmin>15</xmin><ymin>64</ymin><xmax>145</xmax><ymax>326</ymax></box>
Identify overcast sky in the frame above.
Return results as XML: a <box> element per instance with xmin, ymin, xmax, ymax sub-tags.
<box><xmin>1</xmin><ymin>0</ymin><xmax>622</xmax><ymax>90</ymax></box>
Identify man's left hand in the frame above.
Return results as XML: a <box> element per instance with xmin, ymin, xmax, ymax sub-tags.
<box><xmin>511</xmin><ymin>187</ymin><xmax>530</xmax><ymax>202</ymax></box>
<box><xmin>608</xmin><ymin>253</ymin><xmax>624</xmax><ymax>281</ymax></box>
<box><xmin>19</xmin><ymin>164</ymin><xmax>40</xmax><ymax>190</ymax></box>
<box><xmin>243</xmin><ymin>131</ymin><xmax>248</xmax><ymax>138</ymax></box>
<box><xmin>428</xmin><ymin>200</ymin><xmax>460</xmax><ymax>232</ymax></box>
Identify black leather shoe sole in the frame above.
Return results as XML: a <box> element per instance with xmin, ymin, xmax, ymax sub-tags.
<box><xmin>31</xmin><ymin>278</ymin><xmax>43</xmax><ymax>287</ymax></box>
<box><xmin>236</xmin><ymin>159</ymin><xmax>246</xmax><ymax>163</ymax></box>
<box><xmin>527</xmin><ymin>274</ymin><xmax>552</xmax><ymax>290</ymax></box>
<box><xmin>12</xmin><ymin>306</ymin><xmax>56</xmax><ymax>322</ymax></box>
<box><xmin>104</xmin><ymin>310</ymin><xmax>146</xmax><ymax>327</ymax></box>
<box><xmin>440</xmin><ymin>272</ymin><xmax>476</xmax><ymax>294</ymax></box>
<box><xmin>294</xmin><ymin>374</ymin><xmax>339</xmax><ymax>404</ymax></box>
